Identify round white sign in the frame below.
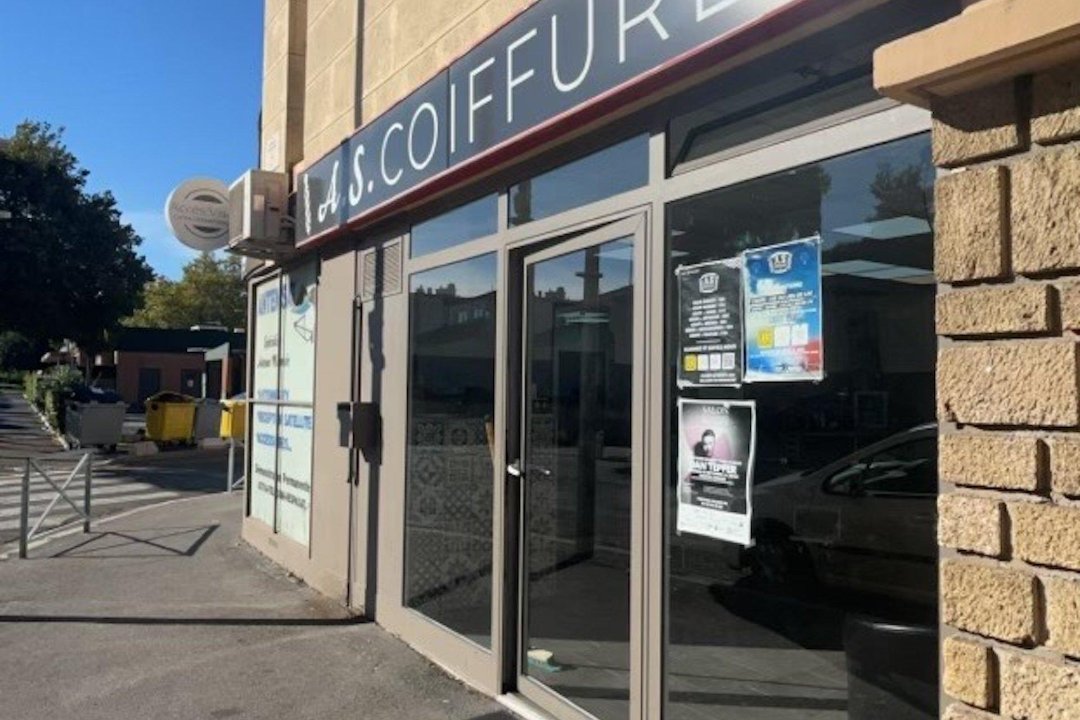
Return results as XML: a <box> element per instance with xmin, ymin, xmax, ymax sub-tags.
<box><xmin>165</xmin><ymin>178</ymin><xmax>230</xmax><ymax>251</ymax></box>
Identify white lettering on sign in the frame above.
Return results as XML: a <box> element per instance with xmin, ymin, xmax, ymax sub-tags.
<box><xmin>698</xmin><ymin>0</ymin><xmax>741</xmax><ymax>22</ymax></box>
<box><xmin>449</xmin><ymin>82</ymin><xmax>458</xmax><ymax>155</ymax></box>
<box><xmin>507</xmin><ymin>29</ymin><xmax>538</xmax><ymax>123</ymax></box>
<box><xmin>618</xmin><ymin>0</ymin><xmax>669</xmax><ymax>64</ymax></box>
<box><xmin>349</xmin><ymin>144</ymin><xmax>366</xmax><ymax>206</ymax></box>
<box><xmin>317</xmin><ymin>160</ymin><xmax>341</xmax><ymax>223</ymax></box>
<box><xmin>381</xmin><ymin>122</ymin><xmax>404</xmax><ymax>186</ymax></box>
<box><xmin>551</xmin><ymin>0</ymin><xmax>595</xmax><ymax>93</ymax></box>
<box><xmin>468</xmin><ymin>57</ymin><xmax>496</xmax><ymax>145</ymax></box>
<box><xmin>409</xmin><ymin>102</ymin><xmax>440</xmax><ymax>171</ymax></box>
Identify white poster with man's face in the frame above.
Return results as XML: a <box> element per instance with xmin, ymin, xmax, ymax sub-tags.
<box><xmin>677</xmin><ymin>398</ymin><xmax>756</xmax><ymax>546</ymax></box>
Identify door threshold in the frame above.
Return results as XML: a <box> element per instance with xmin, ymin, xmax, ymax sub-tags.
<box><xmin>496</xmin><ymin>693</ymin><xmax>556</xmax><ymax>720</ymax></box>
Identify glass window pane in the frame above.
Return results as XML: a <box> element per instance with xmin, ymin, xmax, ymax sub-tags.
<box><xmin>522</xmin><ymin>237</ymin><xmax>635</xmax><ymax>720</ymax></box>
<box><xmin>509</xmin><ymin>135</ymin><xmax>648</xmax><ymax>227</ymax></box>
<box><xmin>410</xmin><ymin>194</ymin><xmax>498</xmax><ymax>258</ymax></box>
<box><xmin>404</xmin><ymin>254</ymin><xmax>497</xmax><ymax>647</ymax></box>
<box><xmin>665</xmin><ymin>134</ymin><xmax>938</xmax><ymax>719</ymax></box>
<box><xmin>667</xmin><ymin>0</ymin><xmax>958</xmax><ymax>174</ymax></box>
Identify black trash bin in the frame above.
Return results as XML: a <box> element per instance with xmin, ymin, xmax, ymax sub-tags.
<box><xmin>844</xmin><ymin>614</ymin><xmax>938</xmax><ymax>720</ymax></box>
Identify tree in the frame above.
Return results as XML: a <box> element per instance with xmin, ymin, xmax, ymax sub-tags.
<box><xmin>125</xmin><ymin>253</ymin><xmax>246</xmax><ymax>329</ymax></box>
<box><xmin>0</xmin><ymin>121</ymin><xmax>154</xmax><ymax>353</ymax></box>
<box><xmin>0</xmin><ymin>331</ymin><xmax>45</xmax><ymax>370</ymax></box>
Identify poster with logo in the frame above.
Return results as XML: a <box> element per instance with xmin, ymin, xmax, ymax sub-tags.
<box><xmin>743</xmin><ymin>237</ymin><xmax>824</xmax><ymax>383</ymax></box>
<box><xmin>677</xmin><ymin>399</ymin><xmax>756</xmax><ymax>545</ymax></box>
<box><xmin>279</xmin><ymin>262</ymin><xmax>318</xmax><ymax>404</ymax></box>
<box><xmin>276</xmin><ymin>407</ymin><xmax>313</xmax><ymax>546</ymax></box>
<box><xmin>253</xmin><ymin>279</ymin><xmax>282</xmax><ymax>401</ymax></box>
<box><xmin>677</xmin><ymin>259</ymin><xmax>742</xmax><ymax>387</ymax></box>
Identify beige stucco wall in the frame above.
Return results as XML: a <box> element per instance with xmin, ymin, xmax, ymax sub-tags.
<box><xmin>303</xmin><ymin>0</ymin><xmax>364</xmax><ymax>161</ymax></box>
<box><xmin>360</xmin><ymin>0</ymin><xmax>538</xmax><ymax>123</ymax></box>
<box><xmin>262</xmin><ymin>0</ymin><xmax>307</xmax><ymax>173</ymax></box>
<box><xmin>298</xmin><ymin>0</ymin><xmax>541</xmax><ymax>167</ymax></box>
<box><xmin>308</xmin><ymin>246</ymin><xmax>357</xmax><ymax>601</ymax></box>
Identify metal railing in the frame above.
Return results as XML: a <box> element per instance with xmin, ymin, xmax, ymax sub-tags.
<box><xmin>226</xmin><ymin>439</ymin><xmax>245</xmax><ymax>493</ymax></box>
<box><xmin>13</xmin><ymin>452</ymin><xmax>94</xmax><ymax>558</ymax></box>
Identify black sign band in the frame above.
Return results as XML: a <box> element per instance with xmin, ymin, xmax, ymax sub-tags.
<box><xmin>298</xmin><ymin>0</ymin><xmax>804</xmax><ymax>243</ymax></box>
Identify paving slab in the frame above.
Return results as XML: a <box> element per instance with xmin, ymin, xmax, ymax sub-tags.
<box><xmin>0</xmin><ymin>389</ymin><xmax>64</xmax><ymax>456</ymax></box>
<box><xmin>0</xmin><ymin>493</ymin><xmax>514</xmax><ymax>720</ymax></box>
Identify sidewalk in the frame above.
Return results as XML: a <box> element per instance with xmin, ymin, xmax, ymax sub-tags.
<box><xmin>0</xmin><ymin>388</ymin><xmax>64</xmax><ymax>456</ymax></box>
<box><xmin>0</xmin><ymin>494</ymin><xmax>514</xmax><ymax>720</ymax></box>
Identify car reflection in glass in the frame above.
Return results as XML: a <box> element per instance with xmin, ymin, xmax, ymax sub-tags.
<box><xmin>746</xmin><ymin>423</ymin><xmax>938</xmax><ymax>613</ymax></box>
<box><xmin>694</xmin><ymin>424</ymin><xmax>941</xmax><ymax>718</ymax></box>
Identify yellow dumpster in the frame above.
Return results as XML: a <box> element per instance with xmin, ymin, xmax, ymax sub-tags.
<box><xmin>145</xmin><ymin>392</ymin><xmax>196</xmax><ymax>443</ymax></box>
<box><xmin>220</xmin><ymin>395</ymin><xmax>247</xmax><ymax>440</ymax></box>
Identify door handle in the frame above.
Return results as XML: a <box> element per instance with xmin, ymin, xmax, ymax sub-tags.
<box><xmin>507</xmin><ymin>460</ymin><xmax>552</xmax><ymax>479</ymax></box>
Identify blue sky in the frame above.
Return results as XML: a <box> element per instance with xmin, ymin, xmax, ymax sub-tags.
<box><xmin>0</xmin><ymin>1</ymin><xmax>263</xmax><ymax>279</ymax></box>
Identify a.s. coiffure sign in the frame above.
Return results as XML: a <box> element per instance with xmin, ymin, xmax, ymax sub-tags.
<box><xmin>297</xmin><ymin>0</ymin><xmax>803</xmax><ymax>244</ymax></box>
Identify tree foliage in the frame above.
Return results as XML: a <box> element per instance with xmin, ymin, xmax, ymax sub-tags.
<box><xmin>125</xmin><ymin>253</ymin><xmax>246</xmax><ymax>330</ymax></box>
<box><xmin>0</xmin><ymin>121</ymin><xmax>153</xmax><ymax>351</ymax></box>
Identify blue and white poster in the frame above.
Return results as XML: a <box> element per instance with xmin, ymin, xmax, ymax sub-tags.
<box><xmin>743</xmin><ymin>237</ymin><xmax>824</xmax><ymax>383</ymax></box>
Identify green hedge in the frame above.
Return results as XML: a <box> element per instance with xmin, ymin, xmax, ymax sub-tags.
<box><xmin>26</xmin><ymin>366</ymin><xmax>85</xmax><ymax>433</ymax></box>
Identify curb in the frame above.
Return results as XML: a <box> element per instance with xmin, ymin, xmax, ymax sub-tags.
<box><xmin>104</xmin><ymin>445</ymin><xmax>230</xmax><ymax>466</ymax></box>
<box><xmin>23</xmin><ymin>396</ymin><xmax>70</xmax><ymax>451</ymax></box>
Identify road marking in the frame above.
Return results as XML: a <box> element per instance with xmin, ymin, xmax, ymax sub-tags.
<box><xmin>0</xmin><ymin>482</ymin><xmax>170</xmax><ymax>503</ymax></box>
<box><xmin>0</xmin><ymin>490</ymin><xmax>179</xmax><ymax>522</ymax></box>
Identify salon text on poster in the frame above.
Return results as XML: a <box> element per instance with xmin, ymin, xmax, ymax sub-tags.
<box><xmin>677</xmin><ymin>398</ymin><xmax>756</xmax><ymax>545</ymax></box>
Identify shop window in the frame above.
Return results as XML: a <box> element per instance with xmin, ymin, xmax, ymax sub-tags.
<box><xmin>508</xmin><ymin>135</ymin><xmax>648</xmax><ymax>227</ymax></box>
<box><xmin>667</xmin><ymin>0</ymin><xmax>958</xmax><ymax>175</ymax></box>
<box><xmin>248</xmin><ymin>263</ymin><xmax>318</xmax><ymax>546</ymax></box>
<box><xmin>410</xmin><ymin>194</ymin><xmax>498</xmax><ymax>258</ymax></box>
<box><xmin>404</xmin><ymin>253</ymin><xmax>497</xmax><ymax>648</ymax></box>
<box><xmin>665</xmin><ymin>134</ymin><xmax>938</xmax><ymax>718</ymax></box>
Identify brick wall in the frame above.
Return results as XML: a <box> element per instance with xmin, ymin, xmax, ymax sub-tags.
<box><xmin>933</xmin><ymin>59</ymin><xmax>1080</xmax><ymax>719</ymax></box>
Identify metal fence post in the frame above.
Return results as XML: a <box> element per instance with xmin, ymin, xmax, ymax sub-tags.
<box><xmin>227</xmin><ymin>438</ymin><xmax>235</xmax><ymax>493</ymax></box>
<box><xmin>19</xmin><ymin>458</ymin><xmax>30</xmax><ymax>559</ymax></box>
<box><xmin>83</xmin><ymin>453</ymin><xmax>92</xmax><ymax>533</ymax></box>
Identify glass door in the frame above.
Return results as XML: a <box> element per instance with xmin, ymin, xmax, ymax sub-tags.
<box><xmin>513</xmin><ymin>216</ymin><xmax>645</xmax><ymax>720</ymax></box>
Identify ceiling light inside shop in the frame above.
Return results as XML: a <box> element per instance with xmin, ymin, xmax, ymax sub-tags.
<box><xmin>832</xmin><ymin>215</ymin><xmax>931</xmax><ymax>240</ymax></box>
<box><xmin>822</xmin><ymin>259</ymin><xmax>934</xmax><ymax>284</ymax></box>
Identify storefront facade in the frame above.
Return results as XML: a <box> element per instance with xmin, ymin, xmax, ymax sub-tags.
<box><xmin>240</xmin><ymin>1</ymin><xmax>1080</xmax><ymax>718</ymax></box>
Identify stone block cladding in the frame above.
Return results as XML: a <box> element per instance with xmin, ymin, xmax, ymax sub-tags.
<box><xmin>934</xmin><ymin>58</ymin><xmax>1080</xmax><ymax>719</ymax></box>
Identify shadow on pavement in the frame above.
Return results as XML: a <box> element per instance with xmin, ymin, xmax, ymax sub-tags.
<box><xmin>48</xmin><ymin>525</ymin><xmax>219</xmax><ymax>558</ymax></box>
<box><xmin>0</xmin><ymin>615</ymin><xmax>371</xmax><ymax>627</ymax></box>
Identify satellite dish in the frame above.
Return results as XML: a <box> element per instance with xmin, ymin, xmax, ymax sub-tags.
<box><xmin>165</xmin><ymin>177</ymin><xmax>230</xmax><ymax>251</ymax></box>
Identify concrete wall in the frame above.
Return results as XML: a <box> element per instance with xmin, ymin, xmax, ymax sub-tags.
<box><xmin>878</xmin><ymin>2</ymin><xmax>1080</xmax><ymax>717</ymax></box>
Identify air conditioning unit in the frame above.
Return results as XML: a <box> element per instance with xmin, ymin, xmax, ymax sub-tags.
<box><xmin>227</xmin><ymin>170</ymin><xmax>292</xmax><ymax>258</ymax></box>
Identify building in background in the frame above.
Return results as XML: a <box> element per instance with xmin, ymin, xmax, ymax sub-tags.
<box><xmin>232</xmin><ymin>1</ymin><xmax>1080</xmax><ymax>718</ymax></box>
<box><xmin>86</xmin><ymin>327</ymin><xmax>245</xmax><ymax>407</ymax></box>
